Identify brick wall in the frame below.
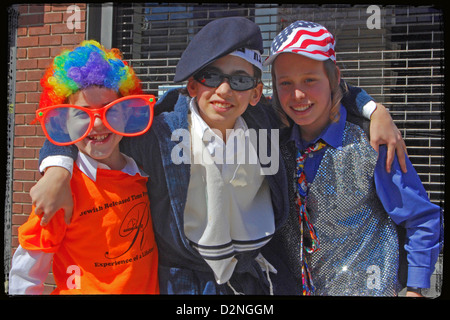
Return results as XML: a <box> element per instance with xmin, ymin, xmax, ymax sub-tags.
<box><xmin>11</xmin><ymin>3</ymin><xmax>87</xmax><ymax>294</ymax></box>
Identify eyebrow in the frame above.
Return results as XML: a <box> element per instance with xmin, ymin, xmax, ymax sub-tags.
<box><xmin>78</xmin><ymin>99</ymin><xmax>117</xmax><ymax>108</ymax></box>
<box><xmin>204</xmin><ymin>66</ymin><xmax>253</xmax><ymax>77</ymax></box>
<box><xmin>277</xmin><ymin>71</ymin><xmax>321</xmax><ymax>79</ymax></box>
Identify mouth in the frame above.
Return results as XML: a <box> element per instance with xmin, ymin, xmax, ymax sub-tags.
<box><xmin>211</xmin><ymin>101</ymin><xmax>234</xmax><ymax>111</ymax></box>
<box><xmin>291</xmin><ymin>103</ymin><xmax>313</xmax><ymax>112</ymax></box>
<box><xmin>87</xmin><ymin>133</ymin><xmax>112</xmax><ymax>143</ymax></box>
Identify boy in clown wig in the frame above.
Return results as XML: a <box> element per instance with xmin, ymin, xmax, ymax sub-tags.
<box><xmin>9</xmin><ymin>40</ymin><xmax>159</xmax><ymax>294</ymax></box>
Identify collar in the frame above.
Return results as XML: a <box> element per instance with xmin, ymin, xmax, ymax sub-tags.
<box><xmin>290</xmin><ymin>104</ymin><xmax>347</xmax><ymax>151</ymax></box>
<box><xmin>76</xmin><ymin>151</ymin><xmax>148</xmax><ymax>182</ymax></box>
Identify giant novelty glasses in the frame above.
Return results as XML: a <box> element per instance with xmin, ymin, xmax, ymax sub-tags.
<box><xmin>32</xmin><ymin>95</ymin><xmax>156</xmax><ymax>146</ymax></box>
<box><xmin>193</xmin><ymin>70</ymin><xmax>258</xmax><ymax>91</ymax></box>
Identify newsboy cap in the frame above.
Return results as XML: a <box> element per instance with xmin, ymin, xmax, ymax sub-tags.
<box><xmin>173</xmin><ymin>17</ymin><xmax>264</xmax><ymax>83</ymax></box>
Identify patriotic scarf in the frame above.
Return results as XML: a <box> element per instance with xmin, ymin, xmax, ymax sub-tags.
<box><xmin>295</xmin><ymin>140</ymin><xmax>326</xmax><ymax>295</ymax></box>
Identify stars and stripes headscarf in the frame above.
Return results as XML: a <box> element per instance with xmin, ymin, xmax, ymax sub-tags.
<box><xmin>264</xmin><ymin>21</ymin><xmax>336</xmax><ymax>66</ymax></box>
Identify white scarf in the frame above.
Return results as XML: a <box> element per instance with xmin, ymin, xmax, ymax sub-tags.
<box><xmin>183</xmin><ymin>100</ymin><xmax>275</xmax><ymax>284</ymax></box>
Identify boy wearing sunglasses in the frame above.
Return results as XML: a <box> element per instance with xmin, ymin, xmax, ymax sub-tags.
<box><xmin>9</xmin><ymin>40</ymin><xmax>159</xmax><ymax>294</ymax></box>
<box><xmin>31</xmin><ymin>18</ymin><xmax>407</xmax><ymax>295</ymax></box>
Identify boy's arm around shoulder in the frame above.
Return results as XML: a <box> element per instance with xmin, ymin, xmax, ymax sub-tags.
<box><xmin>342</xmin><ymin>81</ymin><xmax>408</xmax><ymax>173</ymax></box>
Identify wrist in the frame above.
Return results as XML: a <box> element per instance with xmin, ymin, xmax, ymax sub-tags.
<box><xmin>362</xmin><ymin>100</ymin><xmax>377</xmax><ymax>120</ymax></box>
<box><xmin>40</xmin><ymin>155</ymin><xmax>74</xmax><ymax>176</ymax></box>
<box><xmin>407</xmin><ymin>286</ymin><xmax>422</xmax><ymax>295</ymax></box>
<box><xmin>44</xmin><ymin>166</ymin><xmax>72</xmax><ymax>182</ymax></box>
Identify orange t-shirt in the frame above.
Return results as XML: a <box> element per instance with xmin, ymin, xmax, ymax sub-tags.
<box><xmin>19</xmin><ymin>165</ymin><xmax>159</xmax><ymax>294</ymax></box>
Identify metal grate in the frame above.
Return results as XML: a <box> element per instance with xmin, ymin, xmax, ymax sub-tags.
<box><xmin>113</xmin><ymin>4</ymin><xmax>444</xmax><ymax>207</ymax></box>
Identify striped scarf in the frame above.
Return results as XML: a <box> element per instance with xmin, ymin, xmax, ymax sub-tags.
<box><xmin>295</xmin><ymin>140</ymin><xmax>326</xmax><ymax>295</ymax></box>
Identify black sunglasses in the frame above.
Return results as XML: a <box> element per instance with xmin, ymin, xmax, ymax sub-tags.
<box><xmin>193</xmin><ymin>70</ymin><xmax>258</xmax><ymax>91</ymax></box>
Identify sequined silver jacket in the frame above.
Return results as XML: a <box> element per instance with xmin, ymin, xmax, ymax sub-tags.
<box><xmin>278</xmin><ymin>121</ymin><xmax>401</xmax><ymax>296</ymax></box>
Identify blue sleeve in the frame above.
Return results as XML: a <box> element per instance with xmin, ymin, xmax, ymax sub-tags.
<box><xmin>341</xmin><ymin>81</ymin><xmax>374</xmax><ymax>114</ymax></box>
<box><xmin>38</xmin><ymin>139</ymin><xmax>78</xmax><ymax>165</ymax></box>
<box><xmin>374</xmin><ymin>145</ymin><xmax>442</xmax><ymax>288</ymax></box>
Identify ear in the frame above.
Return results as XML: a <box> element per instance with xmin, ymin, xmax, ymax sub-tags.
<box><xmin>186</xmin><ymin>78</ymin><xmax>198</xmax><ymax>98</ymax></box>
<box><xmin>249</xmin><ymin>82</ymin><xmax>263</xmax><ymax>106</ymax></box>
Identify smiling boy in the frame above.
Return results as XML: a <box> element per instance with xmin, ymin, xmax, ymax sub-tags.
<box><xmin>9</xmin><ymin>41</ymin><xmax>159</xmax><ymax>294</ymax></box>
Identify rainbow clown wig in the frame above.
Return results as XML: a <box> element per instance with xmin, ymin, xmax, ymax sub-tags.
<box><xmin>39</xmin><ymin>40</ymin><xmax>143</xmax><ymax>109</ymax></box>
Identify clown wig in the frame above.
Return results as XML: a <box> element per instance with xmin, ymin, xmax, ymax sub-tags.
<box><xmin>39</xmin><ymin>40</ymin><xmax>143</xmax><ymax>109</ymax></box>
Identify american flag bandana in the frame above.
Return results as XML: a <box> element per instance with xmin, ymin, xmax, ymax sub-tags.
<box><xmin>264</xmin><ymin>20</ymin><xmax>336</xmax><ymax>66</ymax></box>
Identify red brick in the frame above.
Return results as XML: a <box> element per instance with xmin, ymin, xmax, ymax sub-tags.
<box><xmin>19</xmin><ymin>14</ymin><xmax>45</xmax><ymax>27</ymax></box>
<box><xmin>38</xmin><ymin>58</ymin><xmax>54</xmax><ymax>69</ymax></box>
<box><xmin>16</xmin><ymin>59</ymin><xmax>38</xmax><ymax>70</ymax></box>
<box><xmin>62</xmin><ymin>33</ymin><xmax>85</xmax><ymax>45</ymax></box>
<box><xmin>16</xmin><ymin>71</ymin><xmax>26</xmax><ymax>81</ymax></box>
<box><xmin>23</xmin><ymin>181</ymin><xmax>36</xmax><ymax>192</ymax></box>
<box><xmin>28</xmin><ymin>25</ymin><xmax>50</xmax><ymax>36</ymax></box>
<box><xmin>12</xmin><ymin>225</ymin><xmax>19</xmax><ymax>237</ymax></box>
<box><xmin>39</xmin><ymin>35</ymin><xmax>62</xmax><ymax>46</ymax></box>
<box><xmin>17</xmin><ymin>28</ymin><xmax>28</xmax><ymax>36</ymax></box>
<box><xmin>18</xmin><ymin>5</ymin><xmax>29</xmax><ymax>14</ymax></box>
<box><xmin>29</xmin><ymin>4</ymin><xmax>45</xmax><ymax>14</ymax></box>
<box><xmin>12</xmin><ymin>191</ymin><xmax>33</xmax><ymax>202</ymax></box>
<box><xmin>26</xmin><ymin>114</ymin><xmax>39</xmax><ymax>125</ymax></box>
<box><xmin>13</xmin><ymin>182</ymin><xmax>23</xmax><ymax>193</ymax></box>
<box><xmin>14</xmin><ymin>137</ymin><xmax>24</xmax><ymax>147</ymax></box>
<box><xmin>28</xmin><ymin>47</ymin><xmax>50</xmax><ymax>58</ymax></box>
<box><xmin>12</xmin><ymin>204</ymin><xmax>23</xmax><ymax>215</ymax></box>
<box><xmin>27</xmin><ymin>92</ymin><xmax>41</xmax><ymax>103</ymax></box>
<box><xmin>23</xmin><ymin>204</ymin><xmax>33</xmax><ymax>213</ymax></box>
<box><xmin>34</xmin><ymin>171</ymin><xmax>43</xmax><ymax>180</ymax></box>
<box><xmin>13</xmin><ymin>171</ymin><xmax>35</xmax><ymax>182</ymax></box>
<box><xmin>43</xmin><ymin>12</ymin><xmax>63</xmax><ymax>24</ymax></box>
<box><xmin>36</xmin><ymin>126</ymin><xmax>44</xmax><ymax>136</ymax></box>
<box><xmin>14</xmin><ymin>148</ymin><xmax>35</xmax><ymax>158</ymax></box>
<box><xmin>17</xmin><ymin>48</ymin><xmax>27</xmax><ymax>59</ymax></box>
<box><xmin>26</xmin><ymin>70</ymin><xmax>45</xmax><ymax>81</ymax></box>
<box><xmin>17</xmin><ymin>36</ymin><xmax>39</xmax><ymax>47</ymax></box>
<box><xmin>15</xmin><ymin>103</ymin><xmax>37</xmax><ymax>114</ymax></box>
<box><xmin>25</xmin><ymin>159</ymin><xmax>39</xmax><ymax>170</ymax></box>
<box><xmin>15</xmin><ymin>114</ymin><xmax>25</xmax><ymax>125</ymax></box>
<box><xmin>12</xmin><ymin>214</ymin><xmax>29</xmax><ymax>226</ymax></box>
<box><xmin>13</xmin><ymin>160</ymin><xmax>24</xmax><ymax>169</ymax></box>
<box><xmin>15</xmin><ymin>125</ymin><xmax>36</xmax><ymax>136</ymax></box>
<box><xmin>51</xmin><ymin>23</ymin><xmax>75</xmax><ymax>34</ymax></box>
<box><xmin>16</xmin><ymin>82</ymin><xmax>37</xmax><ymax>92</ymax></box>
<box><xmin>11</xmin><ymin>237</ymin><xmax>20</xmax><ymax>248</ymax></box>
<box><xmin>25</xmin><ymin>137</ymin><xmax>46</xmax><ymax>147</ymax></box>
<box><xmin>16</xmin><ymin>93</ymin><xmax>26</xmax><ymax>103</ymax></box>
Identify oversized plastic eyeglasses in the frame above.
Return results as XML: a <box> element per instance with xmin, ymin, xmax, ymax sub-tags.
<box><xmin>193</xmin><ymin>70</ymin><xmax>258</xmax><ymax>91</ymax></box>
<box><xmin>31</xmin><ymin>95</ymin><xmax>156</xmax><ymax>146</ymax></box>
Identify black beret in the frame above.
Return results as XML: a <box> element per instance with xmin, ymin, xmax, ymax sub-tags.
<box><xmin>173</xmin><ymin>17</ymin><xmax>263</xmax><ymax>83</ymax></box>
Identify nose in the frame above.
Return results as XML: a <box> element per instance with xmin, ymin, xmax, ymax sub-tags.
<box><xmin>92</xmin><ymin>114</ymin><xmax>106</xmax><ymax>128</ymax></box>
<box><xmin>294</xmin><ymin>87</ymin><xmax>307</xmax><ymax>100</ymax></box>
<box><xmin>215</xmin><ymin>78</ymin><xmax>233</xmax><ymax>96</ymax></box>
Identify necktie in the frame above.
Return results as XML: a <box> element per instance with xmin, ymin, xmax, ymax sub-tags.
<box><xmin>295</xmin><ymin>140</ymin><xmax>326</xmax><ymax>295</ymax></box>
